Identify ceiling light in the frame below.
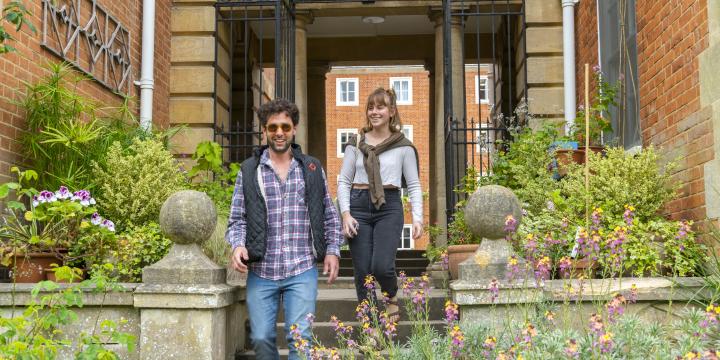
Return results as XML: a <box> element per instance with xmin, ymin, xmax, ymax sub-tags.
<box><xmin>361</xmin><ymin>16</ymin><xmax>385</xmax><ymax>24</ymax></box>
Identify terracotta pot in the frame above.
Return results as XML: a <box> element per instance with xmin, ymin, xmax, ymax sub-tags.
<box><xmin>11</xmin><ymin>253</ymin><xmax>64</xmax><ymax>283</ymax></box>
<box><xmin>447</xmin><ymin>244</ymin><xmax>479</xmax><ymax>280</ymax></box>
<box><xmin>44</xmin><ymin>268</ymin><xmax>85</xmax><ymax>283</ymax></box>
<box><xmin>560</xmin><ymin>257</ymin><xmax>598</xmax><ymax>279</ymax></box>
<box><xmin>555</xmin><ymin>149</ymin><xmax>585</xmax><ymax>176</ymax></box>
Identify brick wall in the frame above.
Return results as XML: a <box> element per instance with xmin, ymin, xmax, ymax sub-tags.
<box><xmin>574</xmin><ymin>0</ymin><xmax>599</xmax><ymax>106</ymax></box>
<box><xmin>574</xmin><ymin>1</ymin><xmax>714</xmax><ymax>224</ymax></box>
<box><xmin>0</xmin><ymin>0</ymin><xmax>172</xmax><ymax>182</ymax></box>
<box><xmin>636</xmin><ymin>0</ymin><xmax>712</xmax><ymax>222</ymax></box>
<box><xmin>325</xmin><ymin>68</ymin><xmax>431</xmax><ymax>249</ymax></box>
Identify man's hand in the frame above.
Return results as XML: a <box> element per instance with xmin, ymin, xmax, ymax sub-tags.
<box><xmin>323</xmin><ymin>254</ymin><xmax>339</xmax><ymax>284</ymax></box>
<box><xmin>231</xmin><ymin>246</ymin><xmax>249</xmax><ymax>273</ymax></box>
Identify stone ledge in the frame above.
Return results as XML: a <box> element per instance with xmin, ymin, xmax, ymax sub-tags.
<box><xmin>0</xmin><ymin>283</ymin><xmax>139</xmax><ymax>306</ymax></box>
<box><xmin>133</xmin><ymin>283</ymin><xmax>242</xmax><ymax>309</ymax></box>
<box><xmin>451</xmin><ymin>277</ymin><xmax>708</xmax><ymax>305</ymax></box>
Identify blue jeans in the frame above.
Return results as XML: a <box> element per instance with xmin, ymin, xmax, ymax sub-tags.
<box><xmin>246</xmin><ymin>267</ymin><xmax>318</xmax><ymax>360</ymax></box>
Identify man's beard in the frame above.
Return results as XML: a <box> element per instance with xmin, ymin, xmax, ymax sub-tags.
<box><xmin>267</xmin><ymin>134</ymin><xmax>293</xmax><ymax>153</ymax></box>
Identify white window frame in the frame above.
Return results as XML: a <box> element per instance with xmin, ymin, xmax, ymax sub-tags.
<box><xmin>336</xmin><ymin>128</ymin><xmax>358</xmax><ymax>158</ymax></box>
<box><xmin>336</xmin><ymin>78</ymin><xmax>359</xmax><ymax>106</ymax></box>
<box><xmin>389</xmin><ymin>77</ymin><xmax>413</xmax><ymax>105</ymax></box>
<box><xmin>399</xmin><ymin>224</ymin><xmax>414</xmax><ymax>250</ymax></box>
<box><xmin>475</xmin><ymin>75</ymin><xmax>489</xmax><ymax>104</ymax></box>
<box><xmin>401</xmin><ymin>124</ymin><xmax>413</xmax><ymax>143</ymax></box>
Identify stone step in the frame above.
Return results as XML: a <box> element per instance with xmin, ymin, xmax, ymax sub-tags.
<box><xmin>337</xmin><ymin>257</ymin><xmax>430</xmax><ymax>269</ymax></box>
<box><xmin>339</xmin><ymin>249</ymin><xmax>426</xmax><ymax>259</ymax></box>
<box><xmin>274</xmin><ymin>288</ymin><xmax>449</xmax><ymax>326</ymax></box>
<box><xmin>338</xmin><ymin>267</ymin><xmax>427</xmax><ymax>277</ymax></box>
<box><xmin>258</xmin><ymin>320</ymin><xmax>447</xmax><ymax>350</ymax></box>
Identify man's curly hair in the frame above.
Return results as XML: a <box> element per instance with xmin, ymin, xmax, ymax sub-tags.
<box><xmin>257</xmin><ymin>98</ymin><xmax>300</xmax><ymax>127</ymax></box>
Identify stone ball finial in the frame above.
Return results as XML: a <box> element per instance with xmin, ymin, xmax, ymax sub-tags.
<box><xmin>159</xmin><ymin>190</ymin><xmax>217</xmax><ymax>245</ymax></box>
<box><xmin>464</xmin><ymin>185</ymin><xmax>522</xmax><ymax>240</ymax></box>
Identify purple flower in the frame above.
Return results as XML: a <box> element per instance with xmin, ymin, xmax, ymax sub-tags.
<box><xmin>440</xmin><ymin>251</ymin><xmax>449</xmax><ymax>271</ymax></box>
<box><xmin>558</xmin><ymin>257</ymin><xmax>573</xmax><ymax>278</ymax></box>
<box><xmin>628</xmin><ymin>284</ymin><xmax>638</xmax><ymax>303</ymax></box>
<box><xmin>363</xmin><ymin>275</ymin><xmax>376</xmax><ymax>291</ymax></box>
<box><xmin>101</xmin><ymin>219</ymin><xmax>116</xmax><ymax>232</ymax></box>
<box><xmin>623</xmin><ymin>205</ymin><xmax>635</xmax><ymax>226</ymax></box>
<box><xmin>605</xmin><ymin>293</ymin><xmax>626</xmax><ymax>323</ymax></box>
<box><xmin>676</xmin><ymin>220</ymin><xmax>692</xmax><ymax>240</ymax></box>
<box><xmin>305</xmin><ymin>313</ymin><xmax>315</xmax><ymax>326</ymax></box>
<box><xmin>488</xmin><ymin>278</ymin><xmax>499</xmax><ymax>303</ymax></box>
<box><xmin>55</xmin><ymin>186</ymin><xmax>72</xmax><ymax>200</ymax></box>
<box><xmin>32</xmin><ymin>195</ymin><xmax>40</xmax><ymax>207</ymax></box>
<box><xmin>506</xmin><ymin>255</ymin><xmax>521</xmax><ymax>282</ymax></box>
<box><xmin>38</xmin><ymin>190</ymin><xmax>58</xmax><ymax>204</ymax></box>
<box><xmin>72</xmin><ymin>190</ymin><xmax>96</xmax><ymax>207</ymax></box>
<box><xmin>91</xmin><ymin>212</ymin><xmax>102</xmax><ymax>226</ymax></box>
<box><xmin>546</xmin><ymin>200</ymin><xmax>556</xmax><ymax>211</ymax></box>
<box><xmin>444</xmin><ymin>300</ymin><xmax>459</xmax><ymax>324</ymax></box>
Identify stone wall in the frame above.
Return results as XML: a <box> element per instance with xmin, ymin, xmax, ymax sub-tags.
<box><xmin>0</xmin><ymin>283</ymin><xmax>247</xmax><ymax>360</ymax></box>
<box><xmin>0</xmin><ymin>0</ymin><xmax>172</xmax><ymax>183</ymax></box>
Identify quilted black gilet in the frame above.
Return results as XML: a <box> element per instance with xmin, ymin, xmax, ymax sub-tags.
<box><xmin>240</xmin><ymin>144</ymin><xmax>328</xmax><ymax>263</ymax></box>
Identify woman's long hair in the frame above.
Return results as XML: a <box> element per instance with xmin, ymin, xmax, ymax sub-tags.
<box><xmin>360</xmin><ymin>87</ymin><xmax>402</xmax><ymax>135</ymax></box>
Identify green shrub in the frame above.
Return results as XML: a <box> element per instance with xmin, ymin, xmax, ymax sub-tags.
<box><xmin>560</xmin><ymin>146</ymin><xmax>679</xmax><ymax>223</ymax></box>
<box><xmin>202</xmin><ymin>215</ymin><xmax>231</xmax><ymax>267</ymax></box>
<box><xmin>188</xmin><ymin>141</ymin><xmax>239</xmax><ymax>218</ymax></box>
<box><xmin>113</xmin><ymin>222</ymin><xmax>172</xmax><ymax>282</ymax></box>
<box><xmin>93</xmin><ymin>137</ymin><xmax>187</xmax><ymax>230</ymax></box>
<box><xmin>481</xmin><ymin>125</ymin><xmax>560</xmax><ymax>214</ymax></box>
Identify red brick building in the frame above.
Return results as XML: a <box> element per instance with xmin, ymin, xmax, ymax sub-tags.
<box><xmin>574</xmin><ymin>0</ymin><xmax>720</xmax><ymax>226</ymax></box>
<box><xmin>0</xmin><ymin>0</ymin><xmax>172</xmax><ymax>183</ymax></box>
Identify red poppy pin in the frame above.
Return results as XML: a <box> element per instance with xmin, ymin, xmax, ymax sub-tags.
<box><xmin>308</xmin><ymin>163</ymin><xmax>317</xmax><ymax>171</ymax></box>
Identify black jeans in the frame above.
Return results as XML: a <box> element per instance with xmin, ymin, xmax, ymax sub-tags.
<box><xmin>348</xmin><ymin>188</ymin><xmax>404</xmax><ymax>301</ymax></box>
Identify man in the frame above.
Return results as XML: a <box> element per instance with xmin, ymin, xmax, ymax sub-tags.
<box><xmin>226</xmin><ymin>98</ymin><xmax>341</xmax><ymax>360</ymax></box>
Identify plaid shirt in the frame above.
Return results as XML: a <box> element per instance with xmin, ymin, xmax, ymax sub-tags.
<box><xmin>225</xmin><ymin>149</ymin><xmax>342</xmax><ymax>280</ymax></box>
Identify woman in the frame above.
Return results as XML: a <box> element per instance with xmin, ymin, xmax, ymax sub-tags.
<box><xmin>337</xmin><ymin>87</ymin><xmax>423</xmax><ymax>320</ymax></box>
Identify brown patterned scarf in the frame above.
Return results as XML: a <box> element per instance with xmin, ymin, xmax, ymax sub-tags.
<box><xmin>349</xmin><ymin>132</ymin><xmax>416</xmax><ymax>209</ymax></box>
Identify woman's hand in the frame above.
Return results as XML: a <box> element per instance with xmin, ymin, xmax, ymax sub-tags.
<box><xmin>412</xmin><ymin>221</ymin><xmax>423</xmax><ymax>240</ymax></box>
<box><xmin>342</xmin><ymin>212</ymin><xmax>359</xmax><ymax>238</ymax></box>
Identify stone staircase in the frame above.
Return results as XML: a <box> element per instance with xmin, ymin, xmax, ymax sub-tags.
<box><xmin>236</xmin><ymin>250</ymin><xmax>447</xmax><ymax>359</ymax></box>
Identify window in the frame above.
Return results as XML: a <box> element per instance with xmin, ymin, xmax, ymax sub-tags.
<box><xmin>336</xmin><ymin>128</ymin><xmax>358</xmax><ymax>157</ymax></box>
<box><xmin>475</xmin><ymin>76</ymin><xmax>488</xmax><ymax>104</ymax></box>
<box><xmin>401</xmin><ymin>124</ymin><xmax>413</xmax><ymax>143</ymax></box>
<box><xmin>336</xmin><ymin>78</ymin><xmax>359</xmax><ymax>106</ymax></box>
<box><xmin>389</xmin><ymin>77</ymin><xmax>412</xmax><ymax>105</ymax></box>
<box><xmin>399</xmin><ymin>224</ymin><xmax>414</xmax><ymax>250</ymax></box>
<box><xmin>598</xmin><ymin>0</ymin><xmax>641</xmax><ymax>149</ymax></box>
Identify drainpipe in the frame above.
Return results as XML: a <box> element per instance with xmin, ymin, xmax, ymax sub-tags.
<box><xmin>561</xmin><ymin>0</ymin><xmax>578</xmax><ymax>134</ymax></box>
<box><xmin>137</xmin><ymin>0</ymin><xmax>156</xmax><ymax>131</ymax></box>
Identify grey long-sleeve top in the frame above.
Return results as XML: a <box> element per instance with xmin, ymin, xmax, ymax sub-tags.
<box><xmin>337</xmin><ymin>145</ymin><xmax>423</xmax><ymax>223</ymax></box>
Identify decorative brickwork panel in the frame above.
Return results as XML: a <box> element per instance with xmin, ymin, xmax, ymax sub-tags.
<box><xmin>0</xmin><ymin>0</ymin><xmax>172</xmax><ymax>182</ymax></box>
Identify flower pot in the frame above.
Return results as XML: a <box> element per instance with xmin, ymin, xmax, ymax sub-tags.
<box><xmin>555</xmin><ymin>149</ymin><xmax>585</xmax><ymax>177</ymax></box>
<box><xmin>447</xmin><ymin>244</ymin><xmax>479</xmax><ymax>280</ymax></box>
<box><xmin>11</xmin><ymin>253</ymin><xmax>64</xmax><ymax>283</ymax></box>
<box><xmin>560</xmin><ymin>257</ymin><xmax>598</xmax><ymax>279</ymax></box>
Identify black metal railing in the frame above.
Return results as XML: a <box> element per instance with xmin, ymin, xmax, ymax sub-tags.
<box><xmin>214</xmin><ymin>0</ymin><xmax>295</xmax><ymax>163</ymax></box>
<box><xmin>443</xmin><ymin>0</ymin><xmax>527</xmax><ymax>223</ymax></box>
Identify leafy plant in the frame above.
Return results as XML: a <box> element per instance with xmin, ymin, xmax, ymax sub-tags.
<box><xmin>202</xmin><ymin>215</ymin><xmax>231</xmax><ymax>267</ymax></box>
<box><xmin>560</xmin><ymin>146</ymin><xmax>679</xmax><ymax>223</ymax></box>
<box><xmin>111</xmin><ymin>222</ymin><xmax>172</xmax><ymax>282</ymax></box>
<box><xmin>481</xmin><ymin>125</ymin><xmax>561</xmax><ymax>214</ymax></box>
<box><xmin>0</xmin><ymin>167</ymin><xmax>116</xmax><ymax>266</ymax></box>
<box><xmin>92</xmin><ymin>137</ymin><xmax>187</xmax><ymax>231</ymax></box>
<box><xmin>0</xmin><ymin>266</ymin><xmax>136</xmax><ymax>358</ymax></box>
<box><xmin>0</xmin><ymin>1</ymin><xmax>35</xmax><ymax>54</ymax></box>
<box><xmin>570</xmin><ymin>67</ymin><xmax>619</xmax><ymax>146</ymax></box>
<box><xmin>188</xmin><ymin>141</ymin><xmax>239</xmax><ymax>218</ymax></box>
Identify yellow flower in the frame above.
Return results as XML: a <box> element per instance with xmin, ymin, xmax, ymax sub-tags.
<box><xmin>508</xmin><ymin>257</ymin><xmax>519</xmax><ymax>266</ymax></box>
<box><xmin>684</xmin><ymin>351</ymin><xmax>700</xmax><ymax>359</ymax></box>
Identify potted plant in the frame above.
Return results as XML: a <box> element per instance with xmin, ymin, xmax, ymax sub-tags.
<box><xmin>556</xmin><ymin>67</ymin><xmax>619</xmax><ymax>173</ymax></box>
<box><xmin>0</xmin><ymin>167</ymin><xmax>116</xmax><ymax>282</ymax></box>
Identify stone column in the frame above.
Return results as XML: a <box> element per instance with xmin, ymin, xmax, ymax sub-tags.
<box><xmin>430</xmin><ymin>11</ymin><xmax>464</xmax><ymax>246</ymax></box>
<box><xmin>135</xmin><ymin>191</ymin><xmax>243</xmax><ymax>360</ymax></box>
<box><xmin>306</xmin><ymin>64</ymin><xmax>329</xmax><ymax>163</ymax></box>
<box><xmin>294</xmin><ymin>12</ymin><xmax>313</xmax><ymax>152</ymax></box>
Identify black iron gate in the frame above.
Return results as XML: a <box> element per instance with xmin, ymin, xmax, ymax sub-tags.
<box><xmin>214</xmin><ymin>0</ymin><xmax>295</xmax><ymax>163</ymax></box>
<box><xmin>443</xmin><ymin>0</ymin><xmax>528</xmax><ymax>222</ymax></box>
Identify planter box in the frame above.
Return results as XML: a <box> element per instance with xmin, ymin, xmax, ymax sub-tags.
<box><xmin>448</xmin><ymin>244</ymin><xmax>479</xmax><ymax>280</ymax></box>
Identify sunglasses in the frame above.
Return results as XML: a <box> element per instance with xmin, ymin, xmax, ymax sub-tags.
<box><xmin>265</xmin><ymin>123</ymin><xmax>293</xmax><ymax>133</ymax></box>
